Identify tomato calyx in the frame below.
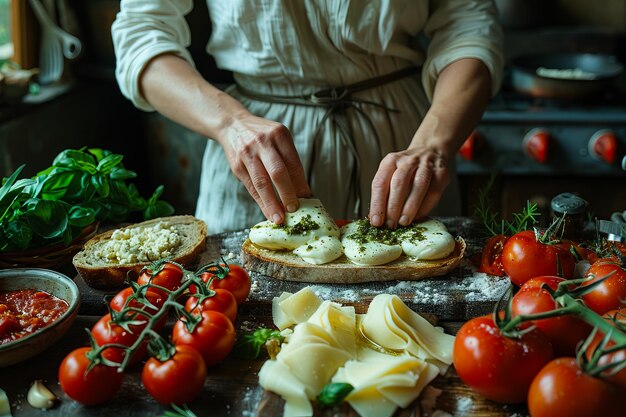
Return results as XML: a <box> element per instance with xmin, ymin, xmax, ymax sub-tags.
<box><xmin>195</xmin><ymin>256</ymin><xmax>233</xmax><ymax>281</ymax></box>
<box><xmin>145</xmin><ymin>329</ymin><xmax>177</xmax><ymax>363</ymax></box>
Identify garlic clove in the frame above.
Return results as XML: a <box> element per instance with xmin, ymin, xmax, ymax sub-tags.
<box><xmin>26</xmin><ymin>380</ymin><xmax>57</xmax><ymax>410</ymax></box>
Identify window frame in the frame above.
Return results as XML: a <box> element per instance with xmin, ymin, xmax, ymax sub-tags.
<box><xmin>10</xmin><ymin>0</ymin><xmax>38</xmax><ymax>69</ymax></box>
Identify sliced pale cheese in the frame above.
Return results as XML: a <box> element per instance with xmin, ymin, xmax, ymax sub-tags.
<box><xmin>292</xmin><ymin>235</ymin><xmax>343</xmax><ymax>264</ymax></box>
<box><xmin>272</xmin><ymin>287</ymin><xmax>323</xmax><ymax>330</ymax></box>
<box><xmin>361</xmin><ymin>294</ymin><xmax>454</xmax><ymax>370</ymax></box>
<box><xmin>258</xmin><ymin>360</ymin><xmax>312</xmax><ymax>417</ymax></box>
<box><xmin>399</xmin><ymin>219</ymin><xmax>455</xmax><ymax>260</ymax></box>
<box><xmin>341</xmin><ymin>222</ymin><xmax>402</xmax><ymax>266</ymax></box>
<box><xmin>249</xmin><ymin>198</ymin><xmax>339</xmax><ymax>250</ymax></box>
<box><xmin>307</xmin><ymin>301</ymin><xmax>357</xmax><ymax>356</ymax></box>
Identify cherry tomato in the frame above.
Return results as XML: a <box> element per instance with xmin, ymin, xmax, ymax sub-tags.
<box><xmin>511</xmin><ymin>276</ymin><xmax>591</xmax><ymax>356</ymax></box>
<box><xmin>91</xmin><ymin>313</ymin><xmax>146</xmax><ymax>364</ymax></box>
<box><xmin>478</xmin><ymin>234</ymin><xmax>510</xmax><ymax>276</ymax></box>
<box><xmin>142</xmin><ymin>345</ymin><xmax>207</xmax><ymax>405</ymax></box>
<box><xmin>528</xmin><ymin>357</ymin><xmax>623</xmax><ymax>417</ymax></box>
<box><xmin>581</xmin><ymin>258</ymin><xmax>626</xmax><ymax>315</ymax></box>
<box><xmin>501</xmin><ymin>230</ymin><xmax>575</xmax><ymax>286</ymax></box>
<box><xmin>137</xmin><ymin>261</ymin><xmax>184</xmax><ymax>298</ymax></box>
<box><xmin>172</xmin><ymin>310</ymin><xmax>236</xmax><ymax>367</ymax></box>
<box><xmin>58</xmin><ymin>347</ymin><xmax>124</xmax><ymax>405</ymax></box>
<box><xmin>584</xmin><ymin>307</ymin><xmax>626</xmax><ymax>392</ymax></box>
<box><xmin>453</xmin><ymin>314</ymin><xmax>554</xmax><ymax>404</ymax></box>
<box><xmin>109</xmin><ymin>287</ymin><xmax>167</xmax><ymax>331</ymax></box>
<box><xmin>184</xmin><ymin>289</ymin><xmax>238</xmax><ymax>323</ymax></box>
<box><xmin>191</xmin><ymin>264</ymin><xmax>251</xmax><ymax>305</ymax></box>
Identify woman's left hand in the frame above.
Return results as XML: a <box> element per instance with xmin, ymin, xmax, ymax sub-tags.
<box><xmin>368</xmin><ymin>146</ymin><xmax>450</xmax><ymax>229</ymax></box>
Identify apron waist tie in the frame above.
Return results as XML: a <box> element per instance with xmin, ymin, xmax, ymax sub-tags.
<box><xmin>235</xmin><ymin>66</ymin><xmax>419</xmax><ymax>218</ymax></box>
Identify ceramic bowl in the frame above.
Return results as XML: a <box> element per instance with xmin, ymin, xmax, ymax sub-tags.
<box><xmin>0</xmin><ymin>268</ymin><xmax>80</xmax><ymax>367</ymax></box>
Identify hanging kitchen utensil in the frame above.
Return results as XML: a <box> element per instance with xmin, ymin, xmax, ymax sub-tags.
<box><xmin>510</xmin><ymin>53</ymin><xmax>624</xmax><ymax>100</ymax></box>
<box><xmin>29</xmin><ymin>0</ymin><xmax>82</xmax><ymax>85</ymax></box>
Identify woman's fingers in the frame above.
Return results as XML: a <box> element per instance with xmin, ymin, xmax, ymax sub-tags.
<box><xmin>369</xmin><ymin>151</ymin><xmax>450</xmax><ymax>228</ymax></box>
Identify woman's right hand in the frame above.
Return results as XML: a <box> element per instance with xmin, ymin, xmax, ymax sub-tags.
<box><xmin>220</xmin><ymin>113</ymin><xmax>311</xmax><ymax>224</ymax></box>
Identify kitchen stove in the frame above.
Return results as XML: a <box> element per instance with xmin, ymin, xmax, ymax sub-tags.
<box><xmin>457</xmin><ymin>87</ymin><xmax>626</xmax><ymax>222</ymax></box>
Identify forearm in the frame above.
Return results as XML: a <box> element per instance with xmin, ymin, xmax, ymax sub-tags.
<box><xmin>139</xmin><ymin>53</ymin><xmax>249</xmax><ymax>144</ymax></box>
<box><xmin>411</xmin><ymin>58</ymin><xmax>492</xmax><ymax>158</ymax></box>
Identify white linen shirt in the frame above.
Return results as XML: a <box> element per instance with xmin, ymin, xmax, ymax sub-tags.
<box><xmin>112</xmin><ymin>0</ymin><xmax>504</xmax><ymax>234</ymax></box>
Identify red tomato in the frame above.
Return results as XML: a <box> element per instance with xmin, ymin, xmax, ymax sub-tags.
<box><xmin>184</xmin><ymin>289</ymin><xmax>238</xmax><ymax>323</ymax></box>
<box><xmin>528</xmin><ymin>357</ymin><xmax>623</xmax><ymax>417</ymax></box>
<box><xmin>581</xmin><ymin>258</ymin><xmax>626</xmax><ymax>315</ymax></box>
<box><xmin>91</xmin><ymin>313</ymin><xmax>146</xmax><ymax>364</ymax></box>
<box><xmin>142</xmin><ymin>345</ymin><xmax>207</xmax><ymax>405</ymax></box>
<box><xmin>335</xmin><ymin>219</ymin><xmax>351</xmax><ymax>227</ymax></box>
<box><xmin>191</xmin><ymin>264</ymin><xmax>251</xmax><ymax>305</ymax></box>
<box><xmin>478</xmin><ymin>234</ymin><xmax>510</xmax><ymax>276</ymax></box>
<box><xmin>584</xmin><ymin>307</ymin><xmax>626</xmax><ymax>391</ymax></box>
<box><xmin>137</xmin><ymin>262</ymin><xmax>184</xmax><ymax>298</ymax></box>
<box><xmin>109</xmin><ymin>287</ymin><xmax>167</xmax><ymax>331</ymax></box>
<box><xmin>172</xmin><ymin>310</ymin><xmax>236</xmax><ymax>367</ymax></box>
<box><xmin>58</xmin><ymin>347</ymin><xmax>124</xmax><ymax>405</ymax></box>
<box><xmin>453</xmin><ymin>314</ymin><xmax>554</xmax><ymax>404</ymax></box>
<box><xmin>563</xmin><ymin>239</ymin><xmax>599</xmax><ymax>264</ymax></box>
<box><xmin>511</xmin><ymin>276</ymin><xmax>592</xmax><ymax>356</ymax></box>
<box><xmin>501</xmin><ymin>230</ymin><xmax>575</xmax><ymax>286</ymax></box>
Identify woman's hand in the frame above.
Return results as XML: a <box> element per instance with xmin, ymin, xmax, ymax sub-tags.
<box><xmin>222</xmin><ymin>113</ymin><xmax>311</xmax><ymax>224</ymax></box>
<box><xmin>369</xmin><ymin>146</ymin><xmax>451</xmax><ymax>229</ymax></box>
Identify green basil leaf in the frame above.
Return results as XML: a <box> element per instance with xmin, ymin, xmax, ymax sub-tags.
<box><xmin>91</xmin><ymin>175</ymin><xmax>111</xmax><ymax>198</ymax></box>
<box><xmin>4</xmin><ymin>220</ymin><xmax>33</xmax><ymax>250</ymax></box>
<box><xmin>96</xmin><ymin>154</ymin><xmax>124</xmax><ymax>174</ymax></box>
<box><xmin>317</xmin><ymin>383</ymin><xmax>354</xmax><ymax>408</ymax></box>
<box><xmin>86</xmin><ymin>147</ymin><xmax>108</xmax><ymax>162</ymax></box>
<box><xmin>110</xmin><ymin>166</ymin><xmax>137</xmax><ymax>180</ymax></box>
<box><xmin>41</xmin><ymin>171</ymin><xmax>75</xmax><ymax>201</ymax></box>
<box><xmin>68</xmin><ymin>206</ymin><xmax>96</xmax><ymax>227</ymax></box>
<box><xmin>53</xmin><ymin>149</ymin><xmax>98</xmax><ymax>174</ymax></box>
<box><xmin>0</xmin><ymin>164</ymin><xmax>25</xmax><ymax>202</ymax></box>
<box><xmin>26</xmin><ymin>200</ymin><xmax>69</xmax><ymax>239</ymax></box>
<box><xmin>147</xmin><ymin>185</ymin><xmax>165</xmax><ymax>205</ymax></box>
<box><xmin>144</xmin><ymin>200</ymin><xmax>175</xmax><ymax>220</ymax></box>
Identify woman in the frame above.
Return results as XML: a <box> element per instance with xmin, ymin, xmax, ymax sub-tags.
<box><xmin>112</xmin><ymin>0</ymin><xmax>504</xmax><ymax>234</ymax></box>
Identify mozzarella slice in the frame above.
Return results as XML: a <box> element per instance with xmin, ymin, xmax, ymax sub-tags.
<box><xmin>292</xmin><ymin>235</ymin><xmax>343</xmax><ymax>264</ymax></box>
<box><xmin>249</xmin><ymin>198</ymin><xmax>339</xmax><ymax>250</ymax></box>
<box><xmin>341</xmin><ymin>221</ymin><xmax>402</xmax><ymax>266</ymax></box>
<box><xmin>398</xmin><ymin>219</ymin><xmax>455</xmax><ymax>260</ymax></box>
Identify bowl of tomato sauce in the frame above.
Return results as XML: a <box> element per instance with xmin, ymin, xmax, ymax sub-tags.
<box><xmin>0</xmin><ymin>268</ymin><xmax>80</xmax><ymax>367</ymax></box>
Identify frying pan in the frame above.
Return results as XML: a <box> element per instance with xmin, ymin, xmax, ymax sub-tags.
<box><xmin>510</xmin><ymin>53</ymin><xmax>624</xmax><ymax>99</ymax></box>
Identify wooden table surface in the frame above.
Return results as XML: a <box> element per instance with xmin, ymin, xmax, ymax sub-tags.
<box><xmin>0</xmin><ymin>218</ymin><xmax>530</xmax><ymax>417</ymax></box>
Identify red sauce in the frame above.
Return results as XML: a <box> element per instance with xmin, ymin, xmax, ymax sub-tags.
<box><xmin>0</xmin><ymin>289</ymin><xmax>69</xmax><ymax>345</ymax></box>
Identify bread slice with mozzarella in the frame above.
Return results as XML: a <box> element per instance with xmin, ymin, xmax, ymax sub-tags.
<box><xmin>243</xmin><ymin>199</ymin><xmax>465</xmax><ymax>283</ymax></box>
<box><xmin>73</xmin><ymin>215</ymin><xmax>206</xmax><ymax>289</ymax></box>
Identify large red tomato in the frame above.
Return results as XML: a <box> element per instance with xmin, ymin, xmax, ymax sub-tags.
<box><xmin>191</xmin><ymin>264</ymin><xmax>251</xmax><ymax>305</ymax></box>
<box><xmin>172</xmin><ymin>310</ymin><xmax>236</xmax><ymax>367</ymax></box>
<box><xmin>501</xmin><ymin>230</ymin><xmax>575</xmax><ymax>286</ymax></box>
<box><xmin>142</xmin><ymin>345</ymin><xmax>207</xmax><ymax>405</ymax></box>
<box><xmin>477</xmin><ymin>234</ymin><xmax>510</xmax><ymax>276</ymax></box>
<box><xmin>511</xmin><ymin>276</ymin><xmax>591</xmax><ymax>356</ymax></box>
<box><xmin>581</xmin><ymin>258</ymin><xmax>626</xmax><ymax>315</ymax></box>
<box><xmin>453</xmin><ymin>314</ymin><xmax>554</xmax><ymax>404</ymax></box>
<box><xmin>528</xmin><ymin>357</ymin><xmax>622</xmax><ymax>417</ymax></box>
<box><xmin>137</xmin><ymin>261</ymin><xmax>184</xmax><ymax>298</ymax></box>
<box><xmin>91</xmin><ymin>313</ymin><xmax>146</xmax><ymax>364</ymax></box>
<box><xmin>184</xmin><ymin>289</ymin><xmax>238</xmax><ymax>323</ymax></box>
<box><xmin>58</xmin><ymin>347</ymin><xmax>124</xmax><ymax>405</ymax></box>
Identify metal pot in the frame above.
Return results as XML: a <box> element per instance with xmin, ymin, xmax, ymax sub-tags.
<box><xmin>510</xmin><ymin>53</ymin><xmax>624</xmax><ymax>99</ymax></box>
<box><xmin>494</xmin><ymin>0</ymin><xmax>550</xmax><ymax>29</ymax></box>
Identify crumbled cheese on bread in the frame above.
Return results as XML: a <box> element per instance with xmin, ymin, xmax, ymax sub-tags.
<box><xmin>95</xmin><ymin>222</ymin><xmax>181</xmax><ymax>264</ymax></box>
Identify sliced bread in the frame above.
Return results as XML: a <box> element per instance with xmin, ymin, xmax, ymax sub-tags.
<box><xmin>73</xmin><ymin>215</ymin><xmax>207</xmax><ymax>289</ymax></box>
<box><xmin>241</xmin><ymin>236</ymin><xmax>466</xmax><ymax>283</ymax></box>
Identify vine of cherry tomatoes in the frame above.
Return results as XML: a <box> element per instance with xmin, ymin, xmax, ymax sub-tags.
<box><xmin>58</xmin><ymin>259</ymin><xmax>251</xmax><ymax>406</ymax></box>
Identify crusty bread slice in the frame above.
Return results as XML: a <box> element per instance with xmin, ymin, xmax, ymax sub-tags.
<box><xmin>73</xmin><ymin>215</ymin><xmax>207</xmax><ymax>289</ymax></box>
<box><xmin>242</xmin><ymin>237</ymin><xmax>466</xmax><ymax>283</ymax></box>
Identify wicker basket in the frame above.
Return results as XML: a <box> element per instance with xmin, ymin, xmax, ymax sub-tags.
<box><xmin>0</xmin><ymin>223</ymin><xmax>99</xmax><ymax>270</ymax></box>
